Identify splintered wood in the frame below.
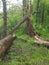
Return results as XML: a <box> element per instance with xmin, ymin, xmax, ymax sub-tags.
<box><xmin>34</xmin><ymin>35</ymin><xmax>49</xmax><ymax>46</ymax></box>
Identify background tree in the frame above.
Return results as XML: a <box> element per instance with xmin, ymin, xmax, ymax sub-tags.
<box><xmin>29</xmin><ymin>0</ymin><xmax>33</xmax><ymax>15</ymax></box>
<box><xmin>33</xmin><ymin>0</ymin><xmax>49</xmax><ymax>25</ymax></box>
<box><xmin>2</xmin><ymin>0</ymin><xmax>7</xmax><ymax>37</ymax></box>
<box><xmin>36</xmin><ymin>0</ymin><xmax>40</xmax><ymax>23</ymax></box>
<box><xmin>23</xmin><ymin>0</ymin><xmax>27</xmax><ymax>16</ymax></box>
<box><xmin>41</xmin><ymin>5</ymin><xmax>45</xmax><ymax>24</ymax></box>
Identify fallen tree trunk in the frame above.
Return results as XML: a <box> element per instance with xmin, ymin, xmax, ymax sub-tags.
<box><xmin>0</xmin><ymin>34</ymin><xmax>16</xmax><ymax>58</ymax></box>
<box><xmin>9</xmin><ymin>14</ymin><xmax>36</xmax><ymax>37</ymax></box>
<box><xmin>9</xmin><ymin>15</ymin><xmax>28</xmax><ymax>34</ymax></box>
<box><xmin>34</xmin><ymin>35</ymin><xmax>49</xmax><ymax>47</ymax></box>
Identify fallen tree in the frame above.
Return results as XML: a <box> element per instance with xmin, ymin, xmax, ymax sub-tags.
<box><xmin>26</xmin><ymin>16</ymin><xmax>49</xmax><ymax>46</ymax></box>
<box><xmin>9</xmin><ymin>15</ymin><xmax>28</xmax><ymax>34</ymax></box>
<box><xmin>0</xmin><ymin>15</ymin><xmax>28</xmax><ymax>58</ymax></box>
<box><xmin>34</xmin><ymin>35</ymin><xmax>49</xmax><ymax>46</ymax></box>
<box><xmin>9</xmin><ymin>15</ymin><xmax>36</xmax><ymax>37</ymax></box>
<box><xmin>9</xmin><ymin>14</ymin><xmax>49</xmax><ymax>46</ymax></box>
<box><xmin>0</xmin><ymin>34</ymin><xmax>16</xmax><ymax>58</ymax></box>
<box><xmin>27</xmin><ymin>17</ymin><xmax>49</xmax><ymax>46</ymax></box>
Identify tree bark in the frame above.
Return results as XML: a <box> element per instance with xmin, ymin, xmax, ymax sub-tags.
<box><xmin>23</xmin><ymin>0</ymin><xmax>27</xmax><ymax>16</ymax></box>
<box><xmin>0</xmin><ymin>34</ymin><xmax>16</xmax><ymax>58</ymax></box>
<box><xmin>36</xmin><ymin>0</ymin><xmax>40</xmax><ymax>23</ymax></box>
<box><xmin>2</xmin><ymin>0</ymin><xmax>7</xmax><ymax>38</ymax></box>
<box><xmin>34</xmin><ymin>35</ymin><xmax>49</xmax><ymax>47</ymax></box>
<box><xmin>26</xmin><ymin>17</ymin><xmax>36</xmax><ymax>37</ymax></box>
<box><xmin>41</xmin><ymin>6</ymin><xmax>44</xmax><ymax>24</ymax></box>
<box><xmin>30</xmin><ymin>0</ymin><xmax>33</xmax><ymax>14</ymax></box>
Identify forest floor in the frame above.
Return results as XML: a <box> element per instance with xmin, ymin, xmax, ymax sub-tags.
<box><xmin>0</xmin><ymin>36</ymin><xmax>49</xmax><ymax>65</ymax></box>
<box><xmin>0</xmin><ymin>24</ymin><xmax>49</xmax><ymax>65</ymax></box>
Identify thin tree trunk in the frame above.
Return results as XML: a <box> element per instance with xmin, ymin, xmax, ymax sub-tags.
<box><xmin>23</xmin><ymin>0</ymin><xmax>27</xmax><ymax>16</ymax></box>
<box><xmin>2</xmin><ymin>0</ymin><xmax>7</xmax><ymax>37</ymax></box>
<box><xmin>30</xmin><ymin>0</ymin><xmax>33</xmax><ymax>14</ymax></box>
<box><xmin>41</xmin><ymin>6</ymin><xmax>44</xmax><ymax>24</ymax></box>
<box><xmin>36</xmin><ymin>0</ymin><xmax>40</xmax><ymax>23</ymax></box>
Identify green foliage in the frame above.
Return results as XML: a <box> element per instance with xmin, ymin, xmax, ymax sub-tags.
<box><xmin>33</xmin><ymin>0</ymin><xmax>49</xmax><ymax>26</ymax></box>
<box><xmin>32</xmin><ymin>0</ymin><xmax>49</xmax><ymax>40</ymax></box>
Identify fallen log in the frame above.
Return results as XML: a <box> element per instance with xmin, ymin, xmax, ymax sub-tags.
<box><xmin>9</xmin><ymin>15</ymin><xmax>28</xmax><ymax>34</ymax></box>
<box><xmin>0</xmin><ymin>34</ymin><xmax>16</xmax><ymax>58</ymax></box>
<box><xmin>34</xmin><ymin>35</ymin><xmax>49</xmax><ymax>47</ymax></box>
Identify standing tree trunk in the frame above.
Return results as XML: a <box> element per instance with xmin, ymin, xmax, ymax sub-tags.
<box><xmin>41</xmin><ymin>5</ymin><xmax>44</xmax><ymax>24</ymax></box>
<box><xmin>2</xmin><ymin>0</ymin><xmax>7</xmax><ymax>38</ymax></box>
<box><xmin>23</xmin><ymin>0</ymin><xmax>27</xmax><ymax>16</ymax></box>
<box><xmin>23</xmin><ymin>0</ymin><xmax>29</xmax><ymax>33</ymax></box>
<box><xmin>36</xmin><ymin>0</ymin><xmax>40</xmax><ymax>23</ymax></box>
<box><xmin>30</xmin><ymin>0</ymin><xmax>33</xmax><ymax>15</ymax></box>
<box><xmin>26</xmin><ymin>17</ymin><xmax>36</xmax><ymax>37</ymax></box>
<box><xmin>25</xmin><ymin>0</ymin><xmax>35</xmax><ymax>36</ymax></box>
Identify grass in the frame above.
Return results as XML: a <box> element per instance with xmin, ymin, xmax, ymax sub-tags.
<box><xmin>33</xmin><ymin>22</ymin><xmax>49</xmax><ymax>40</ymax></box>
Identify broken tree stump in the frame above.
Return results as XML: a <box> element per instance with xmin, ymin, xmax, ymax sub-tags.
<box><xmin>26</xmin><ymin>17</ymin><xmax>36</xmax><ymax>37</ymax></box>
<box><xmin>0</xmin><ymin>34</ymin><xmax>16</xmax><ymax>58</ymax></box>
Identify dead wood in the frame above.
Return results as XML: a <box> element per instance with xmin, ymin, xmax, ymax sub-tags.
<box><xmin>0</xmin><ymin>34</ymin><xmax>16</xmax><ymax>57</ymax></box>
<box><xmin>34</xmin><ymin>34</ymin><xmax>49</xmax><ymax>46</ymax></box>
<box><xmin>9</xmin><ymin>15</ymin><xmax>28</xmax><ymax>34</ymax></box>
<box><xmin>26</xmin><ymin>17</ymin><xmax>36</xmax><ymax>37</ymax></box>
